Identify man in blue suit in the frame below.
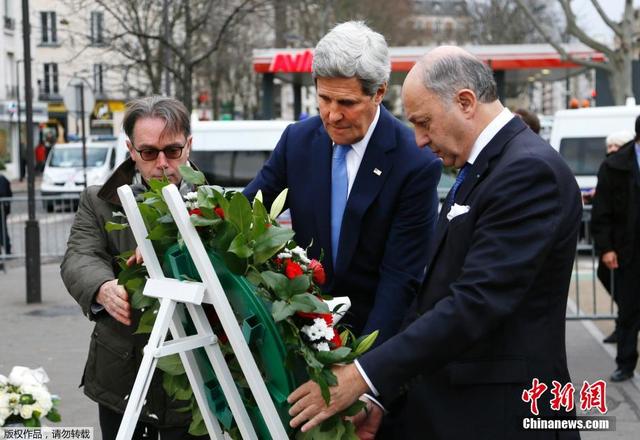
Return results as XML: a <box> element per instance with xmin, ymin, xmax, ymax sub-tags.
<box><xmin>288</xmin><ymin>46</ymin><xmax>582</xmax><ymax>439</ymax></box>
<box><xmin>244</xmin><ymin>21</ymin><xmax>441</xmax><ymax>344</ymax></box>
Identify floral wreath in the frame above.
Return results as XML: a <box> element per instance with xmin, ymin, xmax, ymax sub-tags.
<box><xmin>107</xmin><ymin>165</ymin><xmax>378</xmax><ymax>439</ymax></box>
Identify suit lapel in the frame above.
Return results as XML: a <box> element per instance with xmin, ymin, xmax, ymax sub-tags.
<box><xmin>335</xmin><ymin>107</ymin><xmax>395</xmax><ymax>275</ymax></box>
<box><xmin>310</xmin><ymin>126</ymin><xmax>335</xmax><ymax>281</ymax></box>
<box><xmin>424</xmin><ymin>117</ymin><xmax>527</xmax><ymax>274</ymax></box>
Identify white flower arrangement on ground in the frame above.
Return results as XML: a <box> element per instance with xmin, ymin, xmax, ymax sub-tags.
<box><xmin>0</xmin><ymin>366</ymin><xmax>61</xmax><ymax>427</ymax></box>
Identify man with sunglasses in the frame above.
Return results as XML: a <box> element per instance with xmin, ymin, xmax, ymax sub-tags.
<box><xmin>61</xmin><ymin>96</ymin><xmax>200</xmax><ymax>440</ymax></box>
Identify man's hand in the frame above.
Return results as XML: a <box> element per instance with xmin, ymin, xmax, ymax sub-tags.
<box><xmin>126</xmin><ymin>247</ymin><xmax>143</xmax><ymax>267</ymax></box>
<box><xmin>96</xmin><ymin>279</ymin><xmax>132</xmax><ymax>326</ymax></box>
<box><xmin>348</xmin><ymin>398</ymin><xmax>383</xmax><ymax>440</ymax></box>
<box><xmin>288</xmin><ymin>363</ymin><xmax>369</xmax><ymax>432</ymax></box>
<box><xmin>602</xmin><ymin>251</ymin><xmax>618</xmax><ymax>270</ymax></box>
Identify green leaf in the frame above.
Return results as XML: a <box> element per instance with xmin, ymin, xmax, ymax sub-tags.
<box><xmin>188</xmin><ymin>405</ymin><xmax>208</xmax><ymax>436</ymax></box>
<box><xmin>300</xmin><ymin>344</ymin><xmax>324</xmax><ymax>370</ymax></box>
<box><xmin>228</xmin><ymin>233</ymin><xmax>253</xmax><ymax>258</ymax></box>
<box><xmin>271</xmin><ymin>300</ymin><xmax>296</xmax><ymax>322</ymax></box>
<box><xmin>23</xmin><ymin>416</ymin><xmax>39</xmax><ymax>427</ymax></box>
<box><xmin>354</xmin><ymin>330</ymin><xmax>379</xmax><ymax>356</ymax></box>
<box><xmin>341</xmin><ymin>419</ymin><xmax>358</xmax><ymax>440</ymax></box>
<box><xmin>162</xmin><ymin>372</ymin><xmax>193</xmax><ymax>401</ymax></box>
<box><xmin>290</xmin><ymin>293</ymin><xmax>330</xmax><ymax>314</ymax></box>
<box><xmin>339</xmin><ymin>401</ymin><xmax>365</xmax><ymax>418</ymax></box>
<box><xmin>261</xmin><ymin>271</ymin><xmax>290</xmax><ymax>299</ymax></box>
<box><xmin>147</xmin><ymin>223</ymin><xmax>174</xmax><ymax>241</ymax></box>
<box><xmin>253</xmin><ymin>226</ymin><xmax>295</xmax><ymax>264</ymax></box>
<box><xmin>148</xmin><ymin>177</ymin><xmax>170</xmax><ymax>192</ymax></box>
<box><xmin>179</xmin><ymin>164</ymin><xmax>206</xmax><ymax>186</ymax></box>
<box><xmin>157</xmin><ymin>354</ymin><xmax>185</xmax><ymax>375</ymax></box>
<box><xmin>20</xmin><ymin>394</ymin><xmax>35</xmax><ymax>404</ymax></box>
<box><xmin>135</xmin><ymin>307</ymin><xmax>158</xmax><ymax>334</ymax></box>
<box><xmin>270</xmin><ymin>188</ymin><xmax>288</xmax><ymax>219</ymax></box>
<box><xmin>288</xmin><ymin>274</ymin><xmax>311</xmax><ymax>296</ymax></box>
<box><xmin>130</xmin><ymin>288</ymin><xmax>156</xmax><ymax>310</ymax></box>
<box><xmin>222</xmin><ymin>251</ymin><xmax>248</xmax><ymax>275</ymax></box>
<box><xmin>190</xmin><ymin>214</ymin><xmax>221</xmax><ymax>227</ymax></box>
<box><xmin>45</xmin><ymin>407</ymin><xmax>62</xmax><ymax>423</ymax></box>
<box><xmin>315</xmin><ymin>347</ymin><xmax>352</xmax><ymax>365</ymax></box>
<box><xmin>251</xmin><ymin>198</ymin><xmax>270</xmax><ymax>238</ymax></box>
<box><xmin>227</xmin><ymin>192</ymin><xmax>252</xmax><ymax>236</ymax></box>
<box><xmin>105</xmin><ymin>221</ymin><xmax>129</xmax><ymax>232</ymax></box>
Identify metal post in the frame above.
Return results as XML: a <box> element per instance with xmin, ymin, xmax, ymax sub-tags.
<box><xmin>16</xmin><ymin>59</ymin><xmax>22</xmax><ymax>180</ymax></box>
<box><xmin>22</xmin><ymin>0</ymin><xmax>41</xmax><ymax>303</ymax></box>
<box><xmin>80</xmin><ymin>83</ymin><xmax>87</xmax><ymax>189</ymax></box>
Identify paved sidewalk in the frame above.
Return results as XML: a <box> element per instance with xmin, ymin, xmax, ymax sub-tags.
<box><xmin>1</xmin><ymin>263</ymin><xmax>640</xmax><ymax>438</ymax></box>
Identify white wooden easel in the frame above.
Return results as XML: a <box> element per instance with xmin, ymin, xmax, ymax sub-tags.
<box><xmin>115</xmin><ymin>184</ymin><xmax>289</xmax><ymax>440</ymax></box>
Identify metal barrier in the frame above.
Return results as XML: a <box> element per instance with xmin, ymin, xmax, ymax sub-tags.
<box><xmin>567</xmin><ymin>205</ymin><xmax>616</xmax><ymax>320</ymax></box>
<box><xmin>0</xmin><ymin>195</ymin><xmax>618</xmax><ymax>322</ymax></box>
<box><xmin>0</xmin><ymin>194</ymin><xmax>80</xmax><ymax>265</ymax></box>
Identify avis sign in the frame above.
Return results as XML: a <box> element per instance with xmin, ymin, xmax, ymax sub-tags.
<box><xmin>269</xmin><ymin>50</ymin><xmax>313</xmax><ymax>73</ymax></box>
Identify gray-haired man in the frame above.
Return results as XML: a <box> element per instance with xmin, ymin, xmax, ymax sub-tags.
<box><xmin>244</xmin><ymin>21</ymin><xmax>441</xmax><ymax>347</ymax></box>
<box><xmin>61</xmin><ymin>96</ymin><xmax>200</xmax><ymax>439</ymax></box>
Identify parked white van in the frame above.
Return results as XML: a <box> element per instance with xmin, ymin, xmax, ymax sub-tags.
<box><xmin>549</xmin><ymin>102</ymin><xmax>640</xmax><ymax>192</ymax></box>
<box><xmin>41</xmin><ymin>140</ymin><xmax>119</xmax><ymax>209</ymax></box>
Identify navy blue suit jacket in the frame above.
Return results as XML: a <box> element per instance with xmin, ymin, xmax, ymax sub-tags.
<box><xmin>360</xmin><ymin>117</ymin><xmax>582</xmax><ymax>439</ymax></box>
<box><xmin>244</xmin><ymin>106</ymin><xmax>441</xmax><ymax>342</ymax></box>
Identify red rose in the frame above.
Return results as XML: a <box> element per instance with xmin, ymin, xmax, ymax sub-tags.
<box><xmin>285</xmin><ymin>259</ymin><xmax>303</xmax><ymax>279</ymax></box>
<box><xmin>214</xmin><ymin>207</ymin><xmax>225</xmax><ymax>219</ymax></box>
<box><xmin>296</xmin><ymin>311</ymin><xmax>332</xmax><ymax>326</ymax></box>
<box><xmin>331</xmin><ymin>329</ymin><xmax>342</xmax><ymax>347</ymax></box>
<box><xmin>309</xmin><ymin>259</ymin><xmax>326</xmax><ymax>285</ymax></box>
<box><xmin>189</xmin><ymin>208</ymin><xmax>203</xmax><ymax>216</ymax></box>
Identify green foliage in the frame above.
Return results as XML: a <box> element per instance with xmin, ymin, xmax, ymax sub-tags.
<box><xmin>107</xmin><ymin>180</ymin><xmax>380</xmax><ymax>438</ymax></box>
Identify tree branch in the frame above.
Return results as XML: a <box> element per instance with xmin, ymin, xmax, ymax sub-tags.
<box><xmin>589</xmin><ymin>0</ymin><xmax>622</xmax><ymax>38</ymax></box>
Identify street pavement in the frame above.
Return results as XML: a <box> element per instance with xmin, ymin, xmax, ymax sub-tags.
<box><xmin>1</xmin><ymin>262</ymin><xmax>640</xmax><ymax>439</ymax></box>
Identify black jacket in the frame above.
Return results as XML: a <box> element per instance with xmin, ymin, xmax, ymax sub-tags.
<box><xmin>592</xmin><ymin>141</ymin><xmax>640</xmax><ymax>266</ymax></box>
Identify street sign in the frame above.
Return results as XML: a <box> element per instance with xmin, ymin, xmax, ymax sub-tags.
<box><xmin>62</xmin><ymin>78</ymin><xmax>95</xmax><ymax>115</ymax></box>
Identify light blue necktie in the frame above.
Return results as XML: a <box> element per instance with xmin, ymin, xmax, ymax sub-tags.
<box><xmin>445</xmin><ymin>163</ymin><xmax>470</xmax><ymax>208</ymax></box>
<box><xmin>331</xmin><ymin>144</ymin><xmax>351</xmax><ymax>266</ymax></box>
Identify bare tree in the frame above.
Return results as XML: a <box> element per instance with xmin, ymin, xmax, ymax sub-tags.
<box><xmin>514</xmin><ymin>0</ymin><xmax>638</xmax><ymax>104</ymax></box>
<box><xmin>468</xmin><ymin>0</ymin><xmax>561</xmax><ymax>44</ymax></box>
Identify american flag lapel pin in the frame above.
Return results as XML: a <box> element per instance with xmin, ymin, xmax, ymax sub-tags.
<box><xmin>373</xmin><ymin>168</ymin><xmax>382</xmax><ymax>176</ymax></box>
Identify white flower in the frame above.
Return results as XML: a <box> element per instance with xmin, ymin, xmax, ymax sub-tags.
<box><xmin>8</xmin><ymin>367</ymin><xmax>49</xmax><ymax>388</ymax></box>
<box><xmin>184</xmin><ymin>191</ymin><xmax>198</xmax><ymax>201</ymax></box>
<box><xmin>290</xmin><ymin>246</ymin><xmax>310</xmax><ymax>264</ymax></box>
<box><xmin>277</xmin><ymin>252</ymin><xmax>292</xmax><ymax>259</ymax></box>
<box><xmin>0</xmin><ymin>374</ymin><xmax>7</xmax><ymax>387</ymax></box>
<box><xmin>315</xmin><ymin>342</ymin><xmax>330</xmax><ymax>352</ymax></box>
<box><xmin>20</xmin><ymin>404</ymin><xmax>33</xmax><ymax>420</ymax></box>
<box><xmin>301</xmin><ymin>318</ymin><xmax>334</xmax><ymax>342</ymax></box>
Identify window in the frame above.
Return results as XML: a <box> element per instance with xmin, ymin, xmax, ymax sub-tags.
<box><xmin>40</xmin><ymin>11</ymin><xmax>57</xmax><ymax>44</ymax></box>
<box><xmin>93</xmin><ymin>64</ymin><xmax>104</xmax><ymax>94</ymax></box>
<box><xmin>559</xmin><ymin>137</ymin><xmax>606</xmax><ymax>176</ymax></box>
<box><xmin>43</xmin><ymin>63</ymin><xmax>59</xmax><ymax>95</ymax></box>
<box><xmin>90</xmin><ymin>11</ymin><xmax>104</xmax><ymax>44</ymax></box>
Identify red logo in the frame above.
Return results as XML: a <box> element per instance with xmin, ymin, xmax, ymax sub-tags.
<box><xmin>579</xmin><ymin>380</ymin><xmax>608</xmax><ymax>414</ymax></box>
<box><xmin>269</xmin><ymin>50</ymin><xmax>313</xmax><ymax>73</ymax></box>
<box><xmin>522</xmin><ymin>378</ymin><xmax>548</xmax><ymax>415</ymax></box>
<box><xmin>550</xmin><ymin>380</ymin><xmax>575</xmax><ymax>412</ymax></box>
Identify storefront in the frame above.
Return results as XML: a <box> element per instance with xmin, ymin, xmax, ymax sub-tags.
<box><xmin>0</xmin><ymin>101</ymin><xmax>49</xmax><ymax>179</ymax></box>
<box><xmin>252</xmin><ymin>43</ymin><xmax>605</xmax><ymax>119</ymax></box>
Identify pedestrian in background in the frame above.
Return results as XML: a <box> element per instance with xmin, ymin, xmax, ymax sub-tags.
<box><xmin>591</xmin><ymin>115</ymin><xmax>640</xmax><ymax>382</ymax></box>
<box><xmin>0</xmin><ymin>168</ymin><xmax>12</xmax><ymax>257</ymax></box>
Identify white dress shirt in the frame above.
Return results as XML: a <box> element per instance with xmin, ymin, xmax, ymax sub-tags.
<box><xmin>335</xmin><ymin>105</ymin><xmax>381</xmax><ymax>195</ymax></box>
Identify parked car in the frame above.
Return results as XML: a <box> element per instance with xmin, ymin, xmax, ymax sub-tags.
<box><xmin>549</xmin><ymin>100</ymin><xmax>640</xmax><ymax>195</ymax></box>
<box><xmin>40</xmin><ymin>141</ymin><xmax>118</xmax><ymax>211</ymax></box>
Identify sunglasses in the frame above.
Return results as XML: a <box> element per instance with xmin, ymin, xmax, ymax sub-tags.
<box><xmin>132</xmin><ymin>139</ymin><xmax>188</xmax><ymax>161</ymax></box>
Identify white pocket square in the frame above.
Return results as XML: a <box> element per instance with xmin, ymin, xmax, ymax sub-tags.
<box><xmin>447</xmin><ymin>203</ymin><xmax>470</xmax><ymax>221</ymax></box>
